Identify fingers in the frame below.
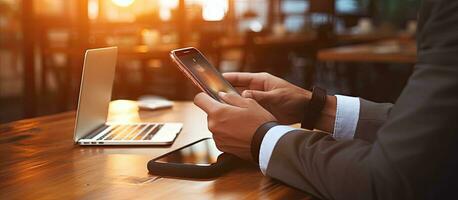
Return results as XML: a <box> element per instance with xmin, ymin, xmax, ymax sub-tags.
<box><xmin>223</xmin><ymin>72</ymin><xmax>266</xmax><ymax>91</ymax></box>
<box><xmin>222</xmin><ymin>72</ymin><xmax>250</xmax><ymax>86</ymax></box>
<box><xmin>194</xmin><ymin>92</ymin><xmax>223</xmax><ymax>113</ymax></box>
<box><xmin>218</xmin><ymin>92</ymin><xmax>248</xmax><ymax>107</ymax></box>
<box><xmin>234</xmin><ymin>86</ymin><xmax>249</xmax><ymax>94</ymax></box>
<box><xmin>242</xmin><ymin>90</ymin><xmax>271</xmax><ymax>103</ymax></box>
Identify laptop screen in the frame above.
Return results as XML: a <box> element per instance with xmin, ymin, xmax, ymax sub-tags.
<box><xmin>73</xmin><ymin>47</ymin><xmax>118</xmax><ymax>142</ymax></box>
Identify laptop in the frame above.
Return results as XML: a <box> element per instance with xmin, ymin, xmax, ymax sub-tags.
<box><xmin>74</xmin><ymin>47</ymin><xmax>182</xmax><ymax>145</ymax></box>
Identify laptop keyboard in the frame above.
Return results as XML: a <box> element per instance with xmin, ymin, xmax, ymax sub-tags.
<box><xmin>86</xmin><ymin>124</ymin><xmax>164</xmax><ymax>141</ymax></box>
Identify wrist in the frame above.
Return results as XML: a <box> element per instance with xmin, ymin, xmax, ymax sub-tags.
<box><xmin>301</xmin><ymin>87</ymin><xmax>327</xmax><ymax>129</ymax></box>
<box><xmin>296</xmin><ymin>90</ymin><xmax>312</xmax><ymax>123</ymax></box>
<box><xmin>250</xmin><ymin>121</ymin><xmax>279</xmax><ymax>163</ymax></box>
<box><xmin>315</xmin><ymin>95</ymin><xmax>337</xmax><ymax>133</ymax></box>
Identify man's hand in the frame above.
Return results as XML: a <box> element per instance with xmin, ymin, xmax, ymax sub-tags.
<box><xmin>194</xmin><ymin>92</ymin><xmax>276</xmax><ymax>161</ymax></box>
<box><xmin>223</xmin><ymin>72</ymin><xmax>336</xmax><ymax>133</ymax></box>
<box><xmin>223</xmin><ymin>72</ymin><xmax>310</xmax><ymax>124</ymax></box>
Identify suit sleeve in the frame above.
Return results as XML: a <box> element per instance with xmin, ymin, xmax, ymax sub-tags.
<box><xmin>266</xmin><ymin>131</ymin><xmax>401</xmax><ymax>199</ymax></box>
<box><xmin>266</xmin><ymin>62</ymin><xmax>458</xmax><ymax>199</ymax></box>
<box><xmin>264</xmin><ymin>1</ymin><xmax>458</xmax><ymax>199</ymax></box>
<box><xmin>353</xmin><ymin>99</ymin><xmax>393</xmax><ymax>143</ymax></box>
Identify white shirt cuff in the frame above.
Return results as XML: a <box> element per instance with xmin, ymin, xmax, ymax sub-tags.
<box><xmin>333</xmin><ymin>95</ymin><xmax>360</xmax><ymax>140</ymax></box>
<box><xmin>259</xmin><ymin>125</ymin><xmax>300</xmax><ymax>175</ymax></box>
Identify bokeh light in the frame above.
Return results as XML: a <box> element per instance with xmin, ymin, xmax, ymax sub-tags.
<box><xmin>202</xmin><ymin>0</ymin><xmax>227</xmax><ymax>21</ymax></box>
<box><xmin>112</xmin><ymin>0</ymin><xmax>135</xmax><ymax>7</ymax></box>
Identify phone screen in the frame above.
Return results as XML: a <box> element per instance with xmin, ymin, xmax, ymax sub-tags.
<box><xmin>173</xmin><ymin>48</ymin><xmax>238</xmax><ymax>101</ymax></box>
<box><xmin>155</xmin><ymin>138</ymin><xmax>222</xmax><ymax>166</ymax></box>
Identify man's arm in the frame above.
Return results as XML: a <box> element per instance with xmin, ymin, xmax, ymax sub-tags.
<box><xmin>275</xmin><ymin>95</ymin><xmax>393</xmax><ymax>143</ymax></box>
<box><xmin>353</xmin><ymin>99</ymin><xmax>393</xmax><ymax>142</ymax></box>
<box><xmin>262</xmin><ymin>48</ymin><xmax>458</xmax><ymax>200</ymax></box>
<box><xmin>257</xmin><ymin>97</ymin><xmax>393</xmax><ymax>173</ymax></box>
<box><xmin>262</xmin><ymin>62</ymin><xmax>458</xmax><ymax>199</ymax></box>
<box><xmin>265</xmin><ymin>131</ymin><xmax>399</xmax><ymax>199</ymax></box>
<box><xmin>261</xmin><ymin>0</ymin><xmax>458</xmax><ymax>196</ymax></box>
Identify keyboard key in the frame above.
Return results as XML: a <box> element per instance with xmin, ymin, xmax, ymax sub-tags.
<box><xmin>112</xmin><ymin>125</ymin><xmax>136</xmax><ymax>140</ymax></box>
<box><xmin>144</xmin><ymin>124</ymin><xmax>164</xmax><ymax>140</ymax></box>
<box><xmin>133</xmin><ymin>125</ymin><xmax>155</xmax><ymax>140</ymax></box>
<box><xmin>98</xmin><ymin>125</ymin><xmax>119</xmax><ymax>140</ymax></box>
<box><xmin>104</xmin><ymin>126</ymin><xmax>129</xmax><ymax>140</ymax></box>
<box><xmin>118</xmin><ymin>125</ymin><xmax>140</xmax><ymax>140</ymax></box>
<box><xmin>126</xmin><ymin>124</ymin><xmax>147</xmax><ymax>140</ymax></box>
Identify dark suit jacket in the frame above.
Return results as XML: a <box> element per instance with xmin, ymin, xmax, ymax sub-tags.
<box><xmin>265</xmin><ymin>0</ymin><xmax>458</xmax><ymax>199</ymax></box>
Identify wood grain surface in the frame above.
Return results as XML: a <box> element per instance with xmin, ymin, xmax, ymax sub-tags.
<box><xmin>0</xmin><ymin>102</ymin><xmax>311</xmax><ymax>200</ymax></box>
<box><xmin>318</xmin><ymin>39</ymin><xmax>417</xmax><ymax>64</ymax></box>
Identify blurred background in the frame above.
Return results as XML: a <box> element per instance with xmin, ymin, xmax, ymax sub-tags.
<box><xmin>0</xmin><ymin>0</ymin><xmax>420</xmax><ymax>123</ymax></box>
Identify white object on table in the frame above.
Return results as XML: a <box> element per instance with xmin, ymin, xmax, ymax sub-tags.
<box><xmin>137</xmin><ymin>95</ymin><xmax>173</xmax><ymax>110</ymax></box>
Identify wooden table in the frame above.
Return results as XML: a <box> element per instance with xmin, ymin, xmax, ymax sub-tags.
<box><xmin>317</xmin><ymin>39</ymin><xmax>417</xmax><ymax>64</ymax></box>
<box><xmin>335</xmin><ymin>32</ymin><xmax>397</xmax><ymax>44</ymax></box>
<box><xmin>0</xmin><ymin>102</ymin><xmax>310</xmax><ymax>199</ymax></box>
<box><xmin>218</xmin><ymin>34</ymin><xmax>317</xmax><ymax>49</ymax></box>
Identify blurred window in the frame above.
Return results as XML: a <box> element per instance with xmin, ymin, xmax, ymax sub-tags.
<box><xmin>281</xmin><ymin>0</ymin><xmax>309</xmax><ymax>32</ymax></box>
<box><xmin>235</xmin><ymin>0</ymin><xmax>268</xmax><ymax>33</ymax></box>
<box><xmin>336</xmin><ymin>0</ymin><xmax>370</xmax><ymax>15</ymax></box>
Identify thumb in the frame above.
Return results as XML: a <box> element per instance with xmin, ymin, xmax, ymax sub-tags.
<box><xmin>242</xmin><ymin>90</ymin><xmax>271</xmax><ymax>103</ymax></box>
<box><xmin>218</xmin><ymin>92</ymin><xmax>247</xmax><ymax>107</ymax></box>
<box><xmin>194</xmin><ymin>92</ymin><xmax>223</xmax><ymax>114</ymax></box>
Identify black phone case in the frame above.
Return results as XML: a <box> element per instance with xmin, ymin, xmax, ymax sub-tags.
<box><xmin>147</xmin><ymin>139</ymin><xmax>241</xmax><ymax>179</ymax></box>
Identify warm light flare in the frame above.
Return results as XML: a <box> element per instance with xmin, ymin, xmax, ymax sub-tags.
<box><xmin>108</xmin><ymin>100</ymin><xmax>141</xmax><ymax>123</ymax></box>
<box><xmin>159</xmin><ymin>0</ymin><xmax>179</xmax><ymax>9</ymax></box>
<box><xmin>112</xmin><ymin>0</ymin><xmax>135</xmax><ymax>7</ymax></box>
<box><xmin>159</xmin><ymin>9</ymin><xmax>172</xmax><ymax>21</ymax></box>
<box><xmin>202</xmin><ymin>0</ymin><xmax>227</xmax><ymax>21</ymax></box>
<box><xmin>88</xmin><ymin>0</ymin><xmax>99</xmax><ymax>20</ymax></box>
<box><xmin>249</xmin><ymin>21</ymin><xmax>263</xmax><ymax>32</ymax></box>
<box><xmin>158</xmin><ymin>0</ymin><xmax>178</xmax><ymax>21</ymax></box>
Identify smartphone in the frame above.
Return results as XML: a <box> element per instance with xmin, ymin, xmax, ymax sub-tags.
<box><xmin>153</xmin><ymin>138</ymin><xmax>222</xmax><ymax>166</ymax></box>
<box><xmin>170</xmin><ymin>47</ymin><xmax>239</xmax><ymax>102</ymax></box>
<box><xmin>147</xmin><ymin>138</ymin><xmax>239</xmax><ymax>179</ymax></box>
